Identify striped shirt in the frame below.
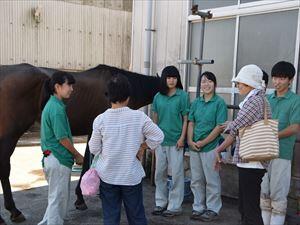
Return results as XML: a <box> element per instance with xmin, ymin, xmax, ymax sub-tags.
<box><xmin>228</xmin><ymin>90</ymin><xmax>271</xmax><ymax>168</ymax></box>
<box><xmin>89</xmin><ymin>107</ymin><xmax>164</xmax><ymax>185</ymax></box>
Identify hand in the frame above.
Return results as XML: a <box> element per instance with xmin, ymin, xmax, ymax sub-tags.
<box><xmin>75</xmin><ymin>154</ymin><xmax>84</xmax><ymax>165</ymax></box>
<box><xmin>136</xmin><ymin>148</ymin><xmax>145</xmax><ymax>161</ymax></box>
<box><xmin>220</xmin><ymin>121</ymin><xmax>230</xmax><ymax>132</ymax></box>
<box><xmin>136</xmin><ymin>142</ymin><xmax>148</xmax><ymax>161</ymax></box>
<box><xmin>189</xmin><ymin>141</ymin><xmax>200</xmax><ymax>151</ymax></box>
<box><xmin>176</xmin><ymin>138</ymin><xmax>185</xmax><ymax>149</ymax></box>
<box><xmin>196</xmin><ymin>140</ymin><xmax>204</xmax><ymax>148</ymax></box>
<box><xmin>213</xmin><ymin>150</ymin><xmax>222</xmax><ymax>171</ymax></box>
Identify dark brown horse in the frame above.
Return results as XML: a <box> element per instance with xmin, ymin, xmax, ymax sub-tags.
<box><xmin>0</xmin><ymin>63</ymin><xmax>160</xmax><ymax>225</ymax></box>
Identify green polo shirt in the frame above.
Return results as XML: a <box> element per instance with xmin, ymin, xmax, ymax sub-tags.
<box><xmin>267</xmin><ymin>90</ymin><xmax>300</xmax><ymax>160</ymax></box>
<box><xmin>188</xmin><ymin>94</ymin><xmax>227</xmax><ymax>152</ymax></box>
<box><xmin>152</xmin><ymin>89</ymin><xmax>189</xmax><ymax>146</ymax></box>
<box><xmin>41</xmin><ymin>95</ymin><xmax>74</xmax><ymax>169</ymax></box>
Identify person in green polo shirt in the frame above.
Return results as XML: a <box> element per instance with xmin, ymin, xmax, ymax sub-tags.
<box><xmin>152</xmin><ymin>66</ymin><xmax>189</xmax><ymax>217</ymax></box>
<box><xmin>38</xmin><ymin>71</ymin><xmax>84</xmax><ymax>225</ymax></box>
<box><xmin>187</xmin><ymin>71</ymin><xmax>227</xmax><ymax>222</ymax></box>
<box><xmin>260</xmin><ymin>61</ymin><xmax>300</xmax><ymax>225</ymax></box>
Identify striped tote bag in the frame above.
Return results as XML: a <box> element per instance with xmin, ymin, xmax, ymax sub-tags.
<box><xmin>239</xmin><ymin>102</ymin><xmax>279</xmax><ymax>161</ymax></box>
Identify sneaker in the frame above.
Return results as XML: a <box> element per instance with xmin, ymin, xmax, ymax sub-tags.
<box><xmin>162</xmin><ymin>209</ymin><xmax>182</xmax><ymax>217</ymax></box>
<box><xmin>152</xmin><ymin>206</ymin><xmax>167</xmax><ymax>215</ymax></box>
<box><xmin>190</xmin><ymin>210</ymin><xmax>206</xmax><ymax>220</ymax></box>
<box><xmin>199</xmin><ymin>210</ymin><xmax>218</xmax><ymax>222</ymax></box>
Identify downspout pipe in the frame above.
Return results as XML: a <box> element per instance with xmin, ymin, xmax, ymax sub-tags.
<box><xmin>184</xmin><ymin>0</ymin><xmax>191</xmax><ymax>92</ymax></box>
<box><xmin>144</xmin><ymin>0</ymin><xmax>153</xmax><ymax>76</ymax></box>
<box><xmin>143</xmin><ymin>0</ymin><xmax>153</xmax><ymax>115</ymax></box>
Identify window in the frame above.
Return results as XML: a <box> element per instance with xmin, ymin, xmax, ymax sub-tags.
<box><xmin>236</xmin><ymin>10</ymin><xmax>298</xmax><ymax>91</ymax></box>
<box><xmin>190</xmin><ymin>18</ymin><xmax>236</xmax><ymax>87</ymax></box>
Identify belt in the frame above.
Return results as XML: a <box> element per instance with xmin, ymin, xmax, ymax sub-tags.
<box><xmin>43</xmin><ymin>150</ymin><xmax>52</xmax><ymax>157</ymax></box>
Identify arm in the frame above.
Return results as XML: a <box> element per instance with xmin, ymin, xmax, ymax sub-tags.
<box><xmin>177</xmin><ymin>115</ymin><xmax>188</xmax><ymax>148</ymax></box>
<box><xmin>197</xmin><ymin>100</ymin><xmax>228</xmax><ymax>147</ymax></box>
<box><xmin>60</xmin><ymin>138</ymin><xmax>83</xmax><ymax>165</ymax></box>
<box><xmin>136</xmin><ymin>142</ymin><xmax>149</xmax><ymax>161</ymax></box>
<box><xmin>142</xmin><ymin>115</ymin><xmax>164</xmax><ymax>150</ymax></box>
<box><xmin>177</xmin><ymin>92</ymin><xmax>190</xmax><ymax>148</ymax></box>
<box><xmin>197</xmin><ymin>126</ymin><xmax>223</xmax><ymax>147</ymax></box>
<box><xmin>227</xmin><ymin>98</ymin><xmax>261</xmax><ymax>137</ymax></box>
<box><xmin>213</xmin><ymin>98</ymin><xmax>260</xmax><ymax>170</ymax></box>
<box><xmin>51</xmin><ymin>113</ymin><xmax>83</xmax><ymax>165</ymax></box>
<box><xmin>214</xmin><ymin>135</ymin><xmax>235</xmax><ymax>154</ymax></box>
<box><xmin>88</xmin><ymin>117</ymin><xmax>103</xmax><ymax>155</ymax></box>
<box><xmin>278</xmin><ymin>99</ymin><xmax>300</xmax><ymax>139</ymax></box>
<box><xmin>278</xmin><ymin>124</ymin><xmax>300</xmax><ymax>139</ymax></box>
<box><xmin>153</xmin><ymin>112</ymin><xmax>158</xmax><ymax>124</ymax></box>
<box><xmin>187</xmin><ymin>121</ymin><xmax>200</xmax><ymax>151</ymax></box>
<box><xmin>152</xmin><ymin>95</ymin><xmax>158</xmax><ymax>124</ymax></box>
<box><xmin>213</xmin><ymin>135</ymin><xmax>235</xmax><ymax>170</ymax></box>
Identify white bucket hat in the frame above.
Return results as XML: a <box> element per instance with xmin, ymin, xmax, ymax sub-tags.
<box><xmin>232</xmin><ymin>64</ymin><xmax>265</xmax><ymax>90</ymax></box>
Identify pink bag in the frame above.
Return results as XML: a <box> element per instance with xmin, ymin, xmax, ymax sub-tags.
<box><xmin>80</xmin><ymin>168</ymin><xmax>100</xmax><ymax>196</ymax></box>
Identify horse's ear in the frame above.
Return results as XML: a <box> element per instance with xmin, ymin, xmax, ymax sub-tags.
<box><xmin>156</xmin><ymin>73</ymin><xmax>160</xmax><ymax>78</ymax></box>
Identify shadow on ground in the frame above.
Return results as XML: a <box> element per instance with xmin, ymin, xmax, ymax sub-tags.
<box><xmin>0</xmin><ymin>179</ymin><xmax>240</xmax><ymax>225</ymax></box>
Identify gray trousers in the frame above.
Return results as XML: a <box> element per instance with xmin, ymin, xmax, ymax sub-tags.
<box><xmin>190</xmin><ymin>150</ymin><xmax>222</xmax><ymax>214</ymax></box>
<box><xmin>154</xmin><ymin>145</ymin><xmax>184</xmax><ymax>212</ymax></box>
<box><xmin>38</xmin><ymin>154</ymin><xmax>71</xmax><ymax>225</ymax></box>
<box><xmin>260</xmin><ymin>158</ymin><xmax>291</xmax><ymax>215</ymax></box>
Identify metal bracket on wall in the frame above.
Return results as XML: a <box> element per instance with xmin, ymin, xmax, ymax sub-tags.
<box><xmin>178</xmin><ymin>5</ymin><xmax>214</xmax><ymax>98</ymax></box>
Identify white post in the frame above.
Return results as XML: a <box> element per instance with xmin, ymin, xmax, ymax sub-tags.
<box><xmin>143</xmin><ymin>0</ymin><xmax>153</xmax><ymax>115</ymax></box>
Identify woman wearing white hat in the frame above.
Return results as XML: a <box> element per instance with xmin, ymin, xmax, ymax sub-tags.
<box><xmin>213</xmin><ymin>64</ymin><xmax>271</xmax><ymax>225</ymax></box>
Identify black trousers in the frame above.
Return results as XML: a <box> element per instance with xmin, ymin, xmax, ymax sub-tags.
<box><xmin>238</xmin><ymin>167</ymin><xmax>266</xmax><ymax>225</ymax></box>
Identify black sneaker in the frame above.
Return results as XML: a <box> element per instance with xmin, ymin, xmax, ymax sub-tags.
<box><xmin>190</xmin><ymin>210</ymin><xmax>206</xmax><ymax>220</ymax></box>
<box><xmin>152</xmin><ymin>206</ymin><xmax>167</xmax><ymax>216</ymax></box>
<box><xmin>162</xmin><ymin>209</ymin><xmax>182</xmax><ymax>217</ymax></box>
<box><xmin>199</xmin><ymin>210</ymin><xmax>218</xmax><ymax>222</ymax></box>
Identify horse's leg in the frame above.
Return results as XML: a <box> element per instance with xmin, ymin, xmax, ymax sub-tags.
<box><xmin>74</xmin><ymin>135</ymin><xmax>91</xmax><ymax>210</ymax></box>
<box><xmin>0</xmin><ymin>211</ymin><xmax>7</xmax><ymax>225</ymax></box>
<box><xmin>0</xmin><ymin>137</ymin><xmax>25</xmax><ymax>223</ymax></box>
<box><xmin>1</xmin><ymin>178</ymin><xmax>25</xmax><ymax>222</ymax></box>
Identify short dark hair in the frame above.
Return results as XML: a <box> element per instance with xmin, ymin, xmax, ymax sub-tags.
<box><xmin>41</xmin><ymin>71</ymin><xmax>75</xmax><ymax>109</ymax></box>
<box><xmin>262</xmin><ymin>70</ymin><xmax>269</xmax><ymax>87</ymax></box>
<box><xmin>200</xmin><ymin>71</ymin><xmax>217</xmax><ymax>87</ymax></box>
<box><xmin>107</xmin><ymin>74</ymin><xmax>131</xmax><ymax>103</ymax></box>
<box><xmin>271</xmin><ymin>61</ymin><xmax>295</xmax><ymax>79</ymax></box>
<box><xmin>159</xmin><ymin>66</ymin><xmax>183</xmax><ymax>95</ymax></box>
<box><xmin>49</xmin><ymin>71</ymin><xmax>75</xmax><ymax>94</ymax></box>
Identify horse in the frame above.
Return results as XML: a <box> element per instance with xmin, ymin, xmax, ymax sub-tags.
<box><xmin>0</xmin><ymin>63</ymin><xmax>160</xmax><ymax>225</ymax></box>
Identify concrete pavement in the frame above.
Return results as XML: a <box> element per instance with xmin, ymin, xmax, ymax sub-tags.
<box><xmin>0</xmin><ymin>144</ymin><xmax>241</xmax><ymax>225</ymax></box>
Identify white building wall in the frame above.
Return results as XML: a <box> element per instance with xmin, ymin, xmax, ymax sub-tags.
<box><xmin>0</xmin><ymin>0</ymin><xmax>132</xmax><ymax>70</ymax></box>
<box><xmin>131</xmin><ymin>0</ymin><xmax>188</xmax><ymax>80</ymax></box>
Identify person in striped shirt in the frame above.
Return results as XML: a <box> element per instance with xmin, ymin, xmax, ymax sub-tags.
<box><xmin>89</xmin><ymin>74</ymin><xmax>164</xmax><ymax>225</ymax></box>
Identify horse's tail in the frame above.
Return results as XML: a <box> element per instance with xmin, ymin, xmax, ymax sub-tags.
<box><xmin>40</xmin><ymin>78</ymin><xmax>51</xmax><ymax>110</ymax></box>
